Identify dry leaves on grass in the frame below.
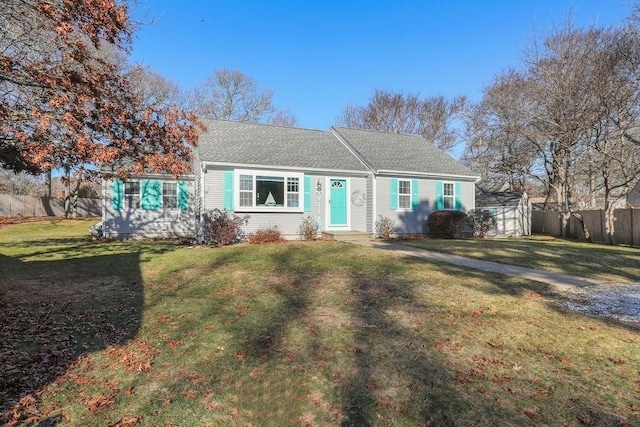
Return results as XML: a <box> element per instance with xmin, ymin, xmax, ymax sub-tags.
<box><xmin>105</xmin><ymin>339</ymin><xmax>160</xmax><ymax>373</ymax></box>
<box><xmin>109</xmin><ymin>415</ymin><xmax>141</xmax><ymax>427</ymax></box>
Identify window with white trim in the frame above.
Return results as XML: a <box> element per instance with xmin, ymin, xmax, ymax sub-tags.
<box><xmin>163</xmin><ymin>182</ymin><xmax>177</xmax><ymax>209</ymax></box>
<box><xmin>398</xmin><ymin>179</ymin><xmax>411</xmax><ymax>209</ymax></box>
<box><xmin>443</xmin><ymin>182</ymin><xmax>455</xmax><ymax>210</ymax></box>
<box><xmin>239</xmin><ymin>174</ymin><xmax>253</xmax><ymax>207</ymax></box>
<box><xmin>124</xmin><ymin>181</ymin><xmax>140</xmax><ymax>209</ymax></box>
<box><xmin>235</xmin><ymin>171</ymin><xmax>303</xmax><ymax>211</ymax></box>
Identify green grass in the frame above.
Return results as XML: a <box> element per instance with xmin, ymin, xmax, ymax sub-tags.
<box><xmin>400</xmin><ymin>237</ymin><xmax>640</xmax><ymax>283</ymax></box>
<box><xmin>2</xmin><ymin>219</ymin><xmax>640</xmax><ymax>426</ymax></box>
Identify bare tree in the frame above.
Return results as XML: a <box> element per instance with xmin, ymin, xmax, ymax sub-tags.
<box><xmin>0</xmin><ymin>169</ymin><xmax>44</xmax><ymax>195</ymax></box>
<box><xmin>468</xmin><ymin>18</ymin><xmax>640</xmax><ymax>243</ymax></box>
<box><xmin>189</xmin><ymin>69</ymin><xmax>273</xmax><ymax>122</ymax></box>
<box><xmin>270</xmin><ymin>109</ymin><xmax>298</xmax><ymax>127</ymax></box>
<box><xmin>336</xmin><ymin>89</ymin><xmax>466</xmax><ymax>153</ymax></box>
<box><xmin>420</xmin><ymin>95</ymin><xmax>467</xmax><ymax>153</ymax></box>
<box><xmin>462</xmin><ymin>70</ymin><xmax>538</xmax><ymax>191</ymax></box>
<box><xmin>127</xmin><ymin>65</ymin><xmax>183</xmax><ymax>109</ymax></box>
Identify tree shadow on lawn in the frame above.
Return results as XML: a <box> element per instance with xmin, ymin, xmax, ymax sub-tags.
<box><xmin>415</xmin><ymin>239</ymin><xmax>640</xmax><ymax>284</ymax></box>
<box><xmin>205</xmin><ymin>243</ymin><xmax>497</xmax><ymax>424</ymax></box>
<box><xmin>0</xmin><ymin>239</ymin><xmax>176</xmax><ymax>425</ymax></box>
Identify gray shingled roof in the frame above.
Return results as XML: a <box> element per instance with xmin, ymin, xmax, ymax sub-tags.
<box><xmin>197</xmin><ymin>119</ymin><xmax>368</xmax><ymax>172</ymax></box>
<box><xmin>475</xmin><ymin>187</ymin><xmax>524</xmax><ymax>207</ymax></box>
<box><xmin>332</xmin><ymin>127</ymin><xmax>478</xmax><ymax>178</ymax></box>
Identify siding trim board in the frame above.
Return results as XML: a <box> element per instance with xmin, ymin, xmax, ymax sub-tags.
<box><xmin>377</xmin><ymin>170</ymin><xmax>480</xmax><ymax>181</ymax></box>
<box><xmin>201</xmin><ymin>161</ymin><xmax>370</xmax><ymax>177</ymax></box>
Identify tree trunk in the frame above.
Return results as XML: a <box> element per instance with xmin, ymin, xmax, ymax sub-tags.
<box><xmin>72</xmin><ymin>180</ymin><xmax>80</xmax><ymax>218</ymax></box>
<box><xmin>570</xmin><ymin>210</ymin><xmax>592</xmax><ymax>242</ymax></box>
<box><xmin>45</xmin><ymin>169</ymin><xmax>52</xmax><ymax>198</ymax></box>
<box><xmin>603</xmin><ymin>191</ymin><xmax>617</xmax><ymax>245</ymax></box>
<box><xmin>64</xmin><ymin>167</ymin><xmax>71</xmax><ymax>218</ymax></box>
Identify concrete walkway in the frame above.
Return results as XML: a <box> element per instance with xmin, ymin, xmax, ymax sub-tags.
<box><xmin>358</xmin><ymin>240</ymin><xmax>607</xmax><ymax>292</ymax></box>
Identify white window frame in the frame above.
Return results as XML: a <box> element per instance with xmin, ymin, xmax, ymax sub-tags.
<box><xmin>443</xmin><ymin>181</ymin><xmax>455</xmax><ymax>210</ymax></box>
<box><xmin>234</xmin><ymin>169</ymin><xmax>304</xmax><ymax>212</ymax></box>
<box><xmin>397</xmin><ymin>179</ymin><xmax>412</xmax><ymax>211</ymax></box>
<box><xmin>163</xmin><ymin>181</ymin><xmax>178</xmax><ymax>209</ymax></box>
<box><xmin>124</xmin><ymin>181</ymin><xmax>140</xmax><ymax>210</ymax></box>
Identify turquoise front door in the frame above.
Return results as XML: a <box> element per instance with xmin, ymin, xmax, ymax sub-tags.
<box><xmin>330</xmin><ymin>179</ymin><xmax>347</xmax><ymax>226</ymax></box>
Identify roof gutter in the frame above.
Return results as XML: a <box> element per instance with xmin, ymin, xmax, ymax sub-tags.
<box><xmin>200</xmin><ymin>161</ymin><xmax>370</xmax><ymax>177</ymax></box>
<box><xmin>376</xmin><ymin>169</ymin><xmax>481</xmax><ymax>182</ymax></box>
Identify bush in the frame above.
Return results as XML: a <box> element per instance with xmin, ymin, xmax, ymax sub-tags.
<box><xmin>298</xmin><ymin>216</ymin><xmax>319</xmax><ymax>241</ymax></box>
<box><xmin>466</xmin><ymin>209</ymin><xmax>497</xmax><ymax>238</ymax></box>
<box><xmin>427</xmin><ymin>210</ymin><xmax>468</xmax><ymax>239</ymax></box>
<box><xmin>202</xmin><ymin>209</ymin><xmax>249</xmax><ymax>247</ymax></box>
<box><xmin>375</xmin><ymin>215</ymin><xmax>395</xmax><ymax>240</ymax></box>
<box><xmin>248</xmin><ymin>226</ymin><xmax>287</xmax><ymax>244</ymax></box>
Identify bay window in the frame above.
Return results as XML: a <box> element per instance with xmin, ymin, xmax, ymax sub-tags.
<box><xmin>235</xmin><ymin>170</ymin><xmax>303</xmax><ymax>211</ymax></box>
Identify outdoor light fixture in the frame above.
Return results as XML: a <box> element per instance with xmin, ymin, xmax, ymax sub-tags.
<box><xmin>316</xmin><ymin>179</ymin><xmax>322</xmax><ymax>192</ymax></box>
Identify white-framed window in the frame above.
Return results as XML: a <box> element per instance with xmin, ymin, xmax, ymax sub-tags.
<box><xmin>163</xmin><ymin>182</ymin><xmax>178</xmax><ymax>209</ymax></box>
<box><xmin>235</xmin><ymin>170</ymin><xmax>303</xmax><ymax>211</ymax></box>
<box><xmin>443</xmin><ymin>182</ymin><xmax>455</xmax><ymax>210</ymax></box>
<box><xmin>124</xmin><ymin>181</ymin><xmax>140</xmax><ymax>209</ymax></box>
<box><xmin>398</xmin><ymin>179</ymin><xmax>411</xmax><ymax>209</ymax></box>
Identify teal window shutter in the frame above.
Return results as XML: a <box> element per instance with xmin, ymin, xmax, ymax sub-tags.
<box><xmin>141</xmin><ymin>179</ymin><xmax>162</xmax><ymax>210</ymax></box>
<box><xmin>112</xmin><ymin>179</ymin><xmax>123</xmax><ymax>210</ymax></box>
<box><xmin>390</xmin><ymin>178</ymin><xmax>398</xmax><ymax>210</ymax></box>
<box><xmin>455</xmin><ymin>182</ymin><xmax>462</xmax><ymax>210</ymax></box>
<box><xmin>304</xmin><ymin>176</ymin><xmax>312</xmax><ymax>212</ymax></box>
<box><xmin>178</xmin><ymin>181</ymin><xmax>189</xmax><ymax>211</ymax></box>
<box><xmin>411</xmin><ymin>179</ymin><xmax>419</xmax><ymax>210</ymax></box>
<box><xmin>435</xmin><ymin>181</ymin><xmax>443</xmax><ymax>210</ymax></box>
<box><xmin>223</xmin><ymin>171</ymin><xmax>234</xmax><ymax>210</ymax></box>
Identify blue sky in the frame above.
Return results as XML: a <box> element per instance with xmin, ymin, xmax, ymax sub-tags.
<box><xmin>128</xmin><ymin>1</ymin><xmax>631</xmax><ymax>131</ymax></box>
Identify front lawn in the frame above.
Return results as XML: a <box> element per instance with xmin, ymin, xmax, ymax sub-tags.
<box><xmin>401</xmin><ymin>237</ymin><xmax>640</xmax><ymax>284</ymax></box>
<box><xmin>1</xmin><ymin>220</ymin><xmax>639</xmax><ymax>425</ymax></box>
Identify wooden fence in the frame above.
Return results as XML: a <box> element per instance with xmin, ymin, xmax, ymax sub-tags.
<box><xmin>532</xmin><ymin>208</ymin><xmax>640</xmax><ymax>247</ymax></box>
<box><xmin>0</xmin><ymin>194</ymin><xmax>100</xmax><ymax>217</ymax></box>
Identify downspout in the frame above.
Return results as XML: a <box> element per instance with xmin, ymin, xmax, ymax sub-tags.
<box><xmin>199</xmin><ymin>165</ymin><xmax>206</xmax><ymax>243</ymax></box>
<box><xmin>101</xmin><ymin>178</ymin><xmax>107</xmax><ymax>237</ymax></box>
<box><xmin>372</xmin><ymin>174</ymin><xmax>377</xmax><ymax>236</ymax></box>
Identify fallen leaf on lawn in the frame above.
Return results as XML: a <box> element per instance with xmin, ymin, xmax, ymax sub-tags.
<box><xmin>86</xmin><ymin>393</ymin><xmax>116</xmax><ymax>412</ymax></box>
<box><xmin>523</xmin><ymin>408</ymin><xmax>540</xmax><ymax>420</ymax></box>
<box><xmin>109</xmin><ymin>416</ymin><xmax>140</xmax><ymax>427</ymax></box>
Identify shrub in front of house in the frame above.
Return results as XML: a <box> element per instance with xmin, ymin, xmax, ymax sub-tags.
<box><xmin>248</xmin><ymin>226</ymin><xmax>287</xmax><ymax>244</ymax></box>
<box><xmin>427</xmin><ymin>210</ymin><xmax>468</xmax><ymax>239</ymax></box>
<box><xmin>375</xmin><ymin>215</ymin><xmax>395</xmax><ymax>240</ymax></box>
<box><xmin>298</xmin><ymin>216</ymin><xmax>319</xmax><ymax>241</ymax></box>
<box><xmin>465</xmin><ymin>209</ymin><xmax>497</xmax><ymax>238</ymax></box>
<box><xmin>202</xmin><ymin>209</ymin><xmax>250</xmax><ymax>247</ymax></box>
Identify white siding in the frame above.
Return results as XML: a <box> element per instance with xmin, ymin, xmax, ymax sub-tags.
<box><xmin>202</xmin><ymin>166</ymin><xmax>368</xmax><ymax>238</ymax></box>
<box><xmin>103</xmin><ymin>178</ymin><xmax>196</xmax><ymax>239</ymax></box>
<box><xmin>366</xmin><ymin>175</ymin><xmax>374</xmax><ymax>233</ymax></box>
<box><xmin>376</xmin><ymin>176</ymin><xmax>476</xmax><ymax>235</ymax></box>
<box><xmin>350</xmin><ymin>177</ymin><xmax>368</xmax><ymax>232</ymax></box>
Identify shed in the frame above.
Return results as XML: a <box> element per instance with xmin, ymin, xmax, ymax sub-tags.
<box><xmin>475</xmin><ymin>186</ymin><xmax>531</xmax><ymax>237</ymax></box>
